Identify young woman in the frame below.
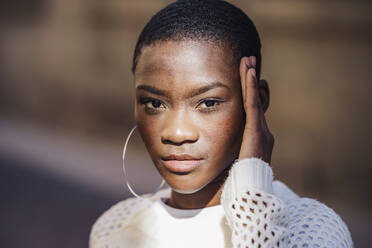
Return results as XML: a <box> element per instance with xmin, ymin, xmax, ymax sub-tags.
<box><xmin>89</xmin><ymin>1</ymin><xmax>353</xmax><ymax>247</ymax></box>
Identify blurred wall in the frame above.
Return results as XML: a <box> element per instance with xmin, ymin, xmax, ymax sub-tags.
<box><xmin>0</xmin><ymin>0</ymin><xmax>371</xmax><ymax>247</ymax></box>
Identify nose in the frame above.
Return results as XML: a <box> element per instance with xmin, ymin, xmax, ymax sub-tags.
<box><xmin>161</xmin><ymin>109</ymin><xmax>199</xmax><ymax>145</ymax></box>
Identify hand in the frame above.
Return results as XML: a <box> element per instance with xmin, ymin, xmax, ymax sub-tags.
<box><xmin>238</xmin><ymin>56</ymin><xmax>274</xmax><ymax>164</ymax></box>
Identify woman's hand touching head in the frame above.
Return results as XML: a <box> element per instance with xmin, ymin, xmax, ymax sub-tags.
<box><xmin>134</xmin><ymin>40</ymin><xmax>246</xmax><ymax>194</ymax></box>
<box><xmin>238</xmin><ymin>56</ymin><xmax>274</xmax><ymax>164</ymax></box>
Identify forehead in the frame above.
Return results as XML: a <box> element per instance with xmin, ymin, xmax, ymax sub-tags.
<box><xmin>134</xmin><ymin>40</ymin><xmax>239</xmax><ymax>89</ymax></box>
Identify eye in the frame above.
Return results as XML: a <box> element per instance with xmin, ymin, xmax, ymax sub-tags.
<box><xmin>198</xmin><ymin>98</ymin><xmax>224</xmax><ymax>112</ymax></box>
<box><xmin>203</xmin><ymin>99</ymin><xmax>218</xmax><ymax>107</ymax></box>
<box><xmin>139</xmin><ymin>98</ymin><xmax>165</xmax><ymax>112</ymax></box>
<box><xmin>148</xmin><ymin>99</ymin><xmax>162</xmax><ymax>108</ymax></box>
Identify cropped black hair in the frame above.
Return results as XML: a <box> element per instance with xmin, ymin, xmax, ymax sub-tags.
<box><xmin>132</xmin><ymin>0</ymin><xmax>262</xmax><ymax>79</ymax></box>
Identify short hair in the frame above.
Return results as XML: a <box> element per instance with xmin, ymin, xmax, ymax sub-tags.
<box><xmin>132</xmin><ymin>0</ymin><xmax>262</xmax><ymax>80</ymax></box>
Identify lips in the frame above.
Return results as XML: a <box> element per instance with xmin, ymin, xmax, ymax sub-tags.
<box><xmin>161</xmin><ymin>154</ymin><xmax>203</xmax><ymax>173</ymax></box>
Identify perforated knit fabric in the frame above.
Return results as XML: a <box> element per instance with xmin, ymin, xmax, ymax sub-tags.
<box><xmin>89</xmin><ymin>192</ymin><xmax>164</xmax><ymax>247</ymax></box>
<box><xmin>89</xmin><ymin>158</ymin><xmax>353</xmax><ymax>248</ymax></box>
<box><xmin>89</xmin><ymin>197</ymin><xmax>148</xmax><ymax>244</ymax></box>
<box><xmin>220</xmin><ymin>158</ymin><xmax>353</xmax><ymax>248</ymax></box>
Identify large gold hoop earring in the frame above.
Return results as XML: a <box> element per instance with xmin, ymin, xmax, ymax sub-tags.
<box><xmin>122</xmin><ymin>125</ymin><xmax>165</xmax><ymax>199</ymax></box>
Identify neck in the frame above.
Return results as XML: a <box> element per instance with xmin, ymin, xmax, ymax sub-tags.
<box><xmin>167</xmin><ymin>165</ymin><xmax>231</xmax><ymax>209</ymax></box>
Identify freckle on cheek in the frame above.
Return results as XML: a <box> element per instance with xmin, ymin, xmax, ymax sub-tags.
<box><xmin>222</xmin><ymin>128</ymin><xmax>234</xmax><ymax>138</ymax></box>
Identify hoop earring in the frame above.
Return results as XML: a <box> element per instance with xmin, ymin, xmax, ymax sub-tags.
<box><xmin>122</xmin><ymin>125</ymin><xmax>165</xmax><ymax>199</ymax></box>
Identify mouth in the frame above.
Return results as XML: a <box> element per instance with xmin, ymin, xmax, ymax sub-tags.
<box><xmin>161</xmin><ymin>154</ymin><xmax>203</xmax><ymax>173</ymax></box>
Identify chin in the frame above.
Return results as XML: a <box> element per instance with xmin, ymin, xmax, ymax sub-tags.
<box><xmin>171</xmin><ymin>186</ymin><xmax>205</xmax><ymax>194</ymax></box>
<box><xmin>166</xmin><ymin>176</ymin><xmax>214</xmax><ymax>195</ymax></box>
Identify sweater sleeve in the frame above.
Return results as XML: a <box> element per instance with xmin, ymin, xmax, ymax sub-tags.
<box><xmin>220</xmin><ymin>157</ymin><xmax>353</xmax><ymax>248</ymax></box>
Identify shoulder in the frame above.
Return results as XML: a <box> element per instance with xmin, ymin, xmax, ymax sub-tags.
<box><xmin>286</xmin><ymin>197</ymin><xmax>353</xmax><ymax>247</ymax></box>
<box><xmin>272</xmin><ymin>180</ymin><xmax>299</xmax><ymax>203</ymax></box>
<box><xmin>274</xmin><ymin>183</ymin><xmax>354</xmax><ymax>248</ymax></box>
<box><xmin>89</xmin><ymin>196</ymin><xmax>147</xmax><ymax>247</ymax></box>
<box><xmin>89</xmin><ymin>188</ymin><xmax>171</xmax><ymax>248</ymax></box>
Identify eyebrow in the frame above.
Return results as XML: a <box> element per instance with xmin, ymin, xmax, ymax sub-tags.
<box><xmin>136</xmin><ymin>81</ymin><xmax>230</xmax><ymax>98</ymax></box>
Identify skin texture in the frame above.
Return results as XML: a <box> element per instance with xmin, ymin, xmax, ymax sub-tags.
<box><xmin>134</xmin><ymin>40</ymin><xmax>273</xmax><ymax>209</ymax></box>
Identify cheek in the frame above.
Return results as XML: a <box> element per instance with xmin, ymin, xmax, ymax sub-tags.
<box><xmin>136</xmin><ymin>116</ymin><xmax>159</xmax><ymax>154</ymax></box>
<box><xmin>203</xmin><ymin>119</ymin><xmax>241</xmax><ymax>150</ymax></box>
<box><xmin>201</xmin><ymin>105</ymin><xmax>244</xmax><ymax>156</ymax></box>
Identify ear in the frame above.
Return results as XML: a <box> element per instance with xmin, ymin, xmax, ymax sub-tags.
<box><xmin>258</xmin><ymin>79</ymin><xmax>270</xmax><ymax>113</ymax></box>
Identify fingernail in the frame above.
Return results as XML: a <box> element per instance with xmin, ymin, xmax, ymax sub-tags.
<box><xmin>251</xmin><ymin>56</ymin><xmax>256</xmax><ymax>68</ymax></box>
<box><xmin>245</xmin><ymin>57</ymin><xmax>251</xmax><ymax>68</ymax></box>
<box><xmin>245</xmin><ymin>56</ymin><xmax>256</xmax><ymax>69</ymax></box>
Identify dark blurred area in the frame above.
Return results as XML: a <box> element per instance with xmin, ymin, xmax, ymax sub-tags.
<box><xmin>0</xmin><ymin>0</ymin><xmax>371</xmax><ymax>247</ymax></box>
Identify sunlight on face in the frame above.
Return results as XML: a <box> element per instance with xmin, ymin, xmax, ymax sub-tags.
<box><xmin>134</xmin><ymin>40</ymin><xmax>245</xmax><ymax>193</ymax></box>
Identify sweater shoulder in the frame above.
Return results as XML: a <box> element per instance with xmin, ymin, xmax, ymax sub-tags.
<box><xmin>89</xmin><ymin>188</ymin><xmax>171</xmax><ymax>247</ymax></box>
<box><xmin>272</xmin><ymin>180</ymin><xmax>299</xmax><ymax>203</ymax></box>
<box><xmin>89</xmin><ymin>196</ymin><xmax>147</xmax><ymax>247</ymax></box>
<box><xmin>285</xmin><ymin>197</ymin><xmax>353</xmax><ymax>247</ymax></box>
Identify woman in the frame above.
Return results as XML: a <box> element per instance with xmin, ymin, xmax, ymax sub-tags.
<box><xmin>89</xmin><ymin>1</ymin><xmax>353</xmax><ymax>247</ymax></box>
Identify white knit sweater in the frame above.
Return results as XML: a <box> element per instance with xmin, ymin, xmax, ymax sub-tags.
<box><xmin>89</xmin><ymin>158</ymin><xmax>353</xmax><ymax>248</ymax></box>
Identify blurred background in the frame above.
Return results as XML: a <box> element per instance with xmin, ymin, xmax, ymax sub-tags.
<box><xmin>0</xmin><ymin>0</ymin><xmax>371</xmax><ymax>247</ymax></box>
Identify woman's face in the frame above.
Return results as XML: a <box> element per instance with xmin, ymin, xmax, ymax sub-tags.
<box><xmin>134</xmin><ymin>40</ymin><xmax>245</xmax><ymax>193</ymax></box>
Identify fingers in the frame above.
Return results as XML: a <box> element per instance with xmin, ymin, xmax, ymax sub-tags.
<box><xmin>246</xmin><ymin>55</ymin><xmax>256</xmax><ymax>69</ymax></box>
<box><xmin>239</xmin><ymin>56</ymin><xmax>275</xmax><ymax>163</ymax></box>
<box><xmin>239</xmin><ymin>57</ymin><xmax>248</xmax><ymax>105</ymax></box>
<box><xmin>240</xmin><ymin>56</ymin><xmax>262</xmax><ymax>131</ymax></box>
